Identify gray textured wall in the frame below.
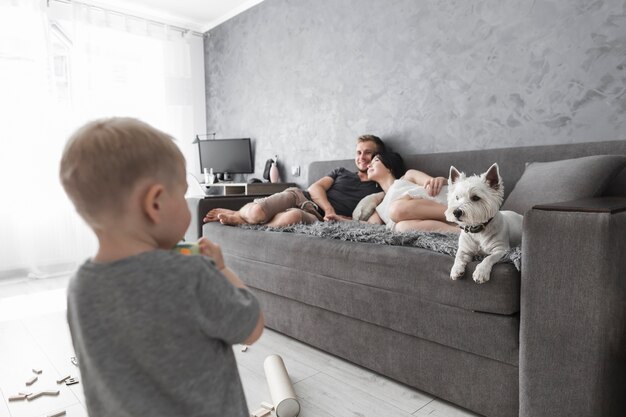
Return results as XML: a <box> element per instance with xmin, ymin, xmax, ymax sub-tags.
<box><xmin>205</xmin><ymin>0</ymin><xmax>626</xmax><ymax>185</ymax></box>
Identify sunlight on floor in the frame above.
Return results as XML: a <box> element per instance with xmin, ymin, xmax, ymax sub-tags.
<box><xmin>0</xmin><ymin>287</ymin><xmax>67</xmax><ymax>322</ymax></box>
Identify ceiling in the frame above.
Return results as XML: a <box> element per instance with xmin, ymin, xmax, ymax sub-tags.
<box><xmin>92</xmin><ymin>0</ymin><xmax>264</xmax><ymax>32</ymax></box>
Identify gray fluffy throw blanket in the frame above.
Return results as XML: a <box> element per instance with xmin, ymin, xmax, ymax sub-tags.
<box><xmin>242</xmin><ymin>221</ymin><xmax>522</xmax><ymax>271</ymax></box>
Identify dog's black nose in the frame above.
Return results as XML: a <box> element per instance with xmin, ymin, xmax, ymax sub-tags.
<box><xmin>453</xmin><ymin>209</ymin><xmax>463</xmax><ymax>219</ymax></box>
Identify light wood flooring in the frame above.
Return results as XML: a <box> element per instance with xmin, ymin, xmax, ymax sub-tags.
<box><xmin>0</xmin><ymin>275</ymin><xmax>482</xmax><ymax>417</ymax></box>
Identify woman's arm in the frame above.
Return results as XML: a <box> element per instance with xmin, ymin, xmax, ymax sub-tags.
<box><xmin>403</xmin><ymin>169</ymin><xmax>447</xmax><ymax>197</ymax></box>
<box><xmin>403</xmin><ymin>169</ymin><xmax>433</xmax><ymax>186</ymax></box>
<box><xmin>367</xmin><ymin>211</ymin><xmax>384</xmax><ymax>224</ymax></box>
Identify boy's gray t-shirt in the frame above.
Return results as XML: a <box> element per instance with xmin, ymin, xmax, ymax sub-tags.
<box><xmin>67</xmin><ymin>250</ymin><xmax>260</xmax><ymax>417</ymax></box>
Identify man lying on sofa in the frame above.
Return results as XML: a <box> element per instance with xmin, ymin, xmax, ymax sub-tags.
<box><xmin>203</xmin><ymin>135</ymin><xmax>385</xmax><ymax>227</ymax></box>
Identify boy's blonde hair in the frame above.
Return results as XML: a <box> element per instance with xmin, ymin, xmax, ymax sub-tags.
<box><xmin>60</xmin><ymin>117</ymin><xmax>185</xmax><ymax>224</ymax></box>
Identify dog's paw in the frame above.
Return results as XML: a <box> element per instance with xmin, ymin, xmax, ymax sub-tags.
<box><xmin>472</xmin><ymin>265</ymin><xmax>491</xmax><ymax>284</ymax></box>
<box><xmin>450</xmin><ymin>263</ymin><xmax>465</xmax><ymax>280</ymax></box>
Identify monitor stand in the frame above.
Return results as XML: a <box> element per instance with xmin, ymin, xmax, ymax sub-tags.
<box><xmin>221</xmin><ymin>172</ymin><xmax>232</xmax><ymax>182</ymax></box>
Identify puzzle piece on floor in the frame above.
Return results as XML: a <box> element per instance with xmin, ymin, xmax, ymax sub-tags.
<box><xmin>26</xmin><ymin>392</ymin><xmax>44</xmax><ymax>401</ymax></box>
<box><xmin>25</xmin><ymin>375</ymin><xmax>38</xmax><ymax>386</ymax></box>
<box><xmin>251</xmin><ymin>407</ymin><xmax>271</xmax><ymax>417</ymax></box>
<box><xmin>56</xmin><ymin>375</ymin><xmax>71</xmax><ymax>384</ymax></box>
<box><xmin>260</xmin><ymin>401</ymin><xmax>274</xmax><ymax>410</ymax></box>
<box><xmin>26</xmin><ymin>390</ymin><xmax>60</xmax><ymax>401</ymax></box>
<box><xmin>65</xmin><ymin>377</ymin><xmax>79</xmax><ymax>386</ymax></box>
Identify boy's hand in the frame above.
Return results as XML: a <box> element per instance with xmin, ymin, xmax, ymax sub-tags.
<box><xmin>198</xmin><ymin>237</ymin><xmax>225</xmax><ymax>271</ymax></box>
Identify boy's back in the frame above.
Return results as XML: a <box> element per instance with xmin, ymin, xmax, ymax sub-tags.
<box><xmin>67</xmin><ymin>250</ymin><xmax>260</xmax><ymax>417</ymax></box>
<box><xmin>60</xmin><ymin>118</ymin><xmax>264</xmax><ymax>415</ymax></box>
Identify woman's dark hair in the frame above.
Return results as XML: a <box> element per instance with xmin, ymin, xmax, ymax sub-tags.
<box><xmin>374</xmin><ymin>152</ymin><xmax>406</xmax><ymax>179</ymax></box>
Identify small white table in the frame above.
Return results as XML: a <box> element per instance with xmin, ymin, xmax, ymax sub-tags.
<box><xmin>201</xmin><ymin>182</ymin><xmax>297</xmax><ymax>196</ymax></box>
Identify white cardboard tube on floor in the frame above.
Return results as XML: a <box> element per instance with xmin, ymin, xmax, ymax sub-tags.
<box><xmin>263</xmin><ymin>354</ymin><xmax>300</xmax><ymax>417</ymax></box>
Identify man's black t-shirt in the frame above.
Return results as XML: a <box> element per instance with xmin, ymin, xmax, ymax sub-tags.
<box><xmin>321</xmin><ymin>167</ymin><xmax>380</xmax><ymax>217</ymax></box>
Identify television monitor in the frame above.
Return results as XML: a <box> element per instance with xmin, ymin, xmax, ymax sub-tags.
<box><xmin>197</xmin><ymin>138</ymin><xmax>254</xmax><ymax>179</ymax></box>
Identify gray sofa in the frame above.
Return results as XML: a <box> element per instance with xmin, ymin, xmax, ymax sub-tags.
<box><xmin>200</xmin><ymin>140</ymin><xmax>626</xmax><ymax>417</ymax></box>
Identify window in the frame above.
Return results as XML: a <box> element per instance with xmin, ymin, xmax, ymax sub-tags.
<box><xmin>0</xmin><ymin>0</ymin><xmax>204</xmax><ymax>277</ymax></box>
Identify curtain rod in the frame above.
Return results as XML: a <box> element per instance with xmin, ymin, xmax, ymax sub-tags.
<box><xmin>47</xmin><ymin>0</ymin><xmax>205</xmax><ymax>37</ymax></box>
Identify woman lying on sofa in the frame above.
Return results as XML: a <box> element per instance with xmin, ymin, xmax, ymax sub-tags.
<box><xmin>347</xmin><ymin>152</ymin><xmax>459</xmax><ymax>232</ymax></box>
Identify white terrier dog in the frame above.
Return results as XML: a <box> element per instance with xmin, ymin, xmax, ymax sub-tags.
<box><xmin>445</xmin><ymin>163</ymin><xmax>523</xmax><ymax>284</ymax></box>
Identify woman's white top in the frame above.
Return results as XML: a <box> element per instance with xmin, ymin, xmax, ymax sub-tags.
<box><xmin>375</xmin><ymin>178</ymin><xmax>448</xmax><ymax>229</ymax></box>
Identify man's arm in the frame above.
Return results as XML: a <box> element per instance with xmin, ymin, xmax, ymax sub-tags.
<box><xmin>307</xmin><ymin>176</ymin><xmax>337</xmax><ymax>219</ymax></box>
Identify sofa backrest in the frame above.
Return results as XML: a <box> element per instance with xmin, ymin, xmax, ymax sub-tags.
<box><xmin>308</xmin><ymin>140</ymin><xmax>626</xmax><ymax>199</ymax></box>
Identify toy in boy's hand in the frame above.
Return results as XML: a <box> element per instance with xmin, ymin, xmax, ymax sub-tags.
<box><xmin>174</xmin><ymin>239</ymin><xmax>225</xmax><ymax>270</ymax></box>
<box><xmin>173</xmin><ymin>242</ymin><xmax>200</xmax><ymax>256</ymax></box>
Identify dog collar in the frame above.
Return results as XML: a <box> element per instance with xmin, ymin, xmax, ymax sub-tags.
<box><xmin>460</xmin><ymin>217</ymin><xmax>494</xmax><ymax>233</ymax></box>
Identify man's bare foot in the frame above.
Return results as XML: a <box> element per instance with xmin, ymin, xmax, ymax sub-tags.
<box><xmin>204</xmin><ymin>208</ymin><xmax>236</xmax><ymax>223</ymax></box>
<box><xmin>218</xmin><ymin>212</ymin><xmax>248</xmax><ymax>226</ymax></box>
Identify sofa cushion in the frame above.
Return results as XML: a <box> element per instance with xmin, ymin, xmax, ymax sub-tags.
<box><xmin>352</xmin><ymin>191</ymin><xmax>384</xmax><ymax>221</ymax></box>
<box><xmin>502</xmin><ymin>155</ymin><xmax>626</xmax><ymax>214</ymax></box>
<box><xmin>204</xmin><ymin>224</ymin><xmax>520</xmax><ymax>314</ymax></box>
<box><xmin>204</xmin><ymin>223</ymin><xmax>521</xmax><ymax>365</ymax></box>
<box><xmin>604</xmin><ymin>166</ymin><xmax>626</xmax><ymax>196</ymax></box>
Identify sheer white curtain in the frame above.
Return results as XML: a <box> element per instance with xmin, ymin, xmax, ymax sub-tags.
<box><xmin>0</xmin><ymin>0</ymin><xmax>201</xmax><ymax>278</ymax></box>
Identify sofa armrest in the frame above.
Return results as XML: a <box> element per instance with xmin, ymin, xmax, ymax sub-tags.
<box><xmin>184</xmin><ymin>195</ymin><xmax>266</xmax><ymax>242</ymax></box>
<box><xmin>520</xmin><ymin>197</ymin><xmax>626</xmax><ymax>417</ymax></box>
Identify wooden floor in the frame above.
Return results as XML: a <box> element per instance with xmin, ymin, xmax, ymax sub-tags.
<box><xmin>0</xmin><ymin>275</ymin><xmax>482</xmax><ymax>417</ymax></box>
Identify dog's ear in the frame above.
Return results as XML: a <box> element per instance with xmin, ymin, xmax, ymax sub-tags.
<box><xmin>449</xmin><ymin>166</ymin><xmax>463</xmax><ymax>184</ymax></box>
<box><xmin>484</xmin><ymin>163</ymin><xmax>501</xmax><ymax>190</ymax></box>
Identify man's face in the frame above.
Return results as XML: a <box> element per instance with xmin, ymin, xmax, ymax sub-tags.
<box><xmin>355</xmin><ymin>141</ymin><xmax>378</xmax><ymax>172</ymax></box>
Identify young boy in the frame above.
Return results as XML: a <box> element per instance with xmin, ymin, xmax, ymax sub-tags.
<box><xmin>59</xmin><ymin>117</ymin><xmax>264</xmax><ymax>417</ymax></box>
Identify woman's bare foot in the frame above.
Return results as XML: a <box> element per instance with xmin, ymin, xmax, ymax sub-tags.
<box><xmin>218</xmin><ymin>212</ymin><xmax>247</xmax><ymax>226</ymax></box>
<box><xmin>204</xmin><ymin>208</ymin><xmax>236</xmax><ymax>223</ymax></box>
